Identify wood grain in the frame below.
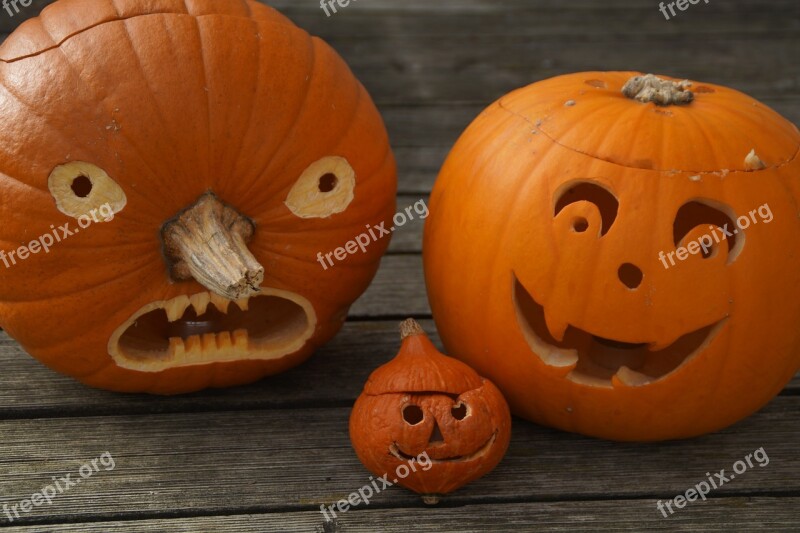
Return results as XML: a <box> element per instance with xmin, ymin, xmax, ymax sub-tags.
<box><xmin>0</xmin><ymin>398</ymin><xmax>798</xmax><ymax>525</ymax></box>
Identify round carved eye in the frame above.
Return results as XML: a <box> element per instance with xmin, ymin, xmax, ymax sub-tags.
<box><xmin>554</xmin><ymin>180</ymin><xmax>619</xmax><ymax>236</ymax></box>
<box><xmin>402</xmin><ymin>404</ymin><xmax>424</xmax><ymax>425</ymax></box>
<box><xmin>48</xmin><ymin>161</ymin><xmax>127</xmax><ymax>220</ymax></box>
<box><xmin>451</xmin><ymin>401</ymin><xmax>468</xmax><ymax>420</ymax></box>
<box><xmin>285</xmin><ymin>156</ymin><xmax>356</xmax><ymax>218</ymax></box>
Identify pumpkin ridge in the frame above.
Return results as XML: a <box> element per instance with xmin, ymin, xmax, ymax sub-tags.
<box><xmin>236</xmin><ymin>34</ymin><xmax>317</xmax><ymax>202</ymax></box>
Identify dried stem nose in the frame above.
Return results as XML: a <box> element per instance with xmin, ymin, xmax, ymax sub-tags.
<box><xmin>162</xmin><ymin>192</ymin><xmax>264</xmax><ymax>300</ymax></box>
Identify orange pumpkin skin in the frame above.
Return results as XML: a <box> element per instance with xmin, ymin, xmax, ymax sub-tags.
<box><xmin>349</xmin><ymin>320</ymin><xmax>511</xmax><ymax>497</ymax></box>
<box><xmin>0</xmin><ymin>0</ymin><xmax>396</xmax><ymax>393</ymax></box>
<box><xmin>423</xmin><ymin>71</ymin><xmax>800</xmax><ymax>441</ymax></box>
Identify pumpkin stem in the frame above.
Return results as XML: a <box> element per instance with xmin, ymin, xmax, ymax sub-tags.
<box><xmin>622</xmin><ymin>74</ymin><xmax>694</xmax><ymax>106</ymax></box>
<box><xmin>162</xmin><ymin>192</ymin><xmax>264</xmax><ymax>300</ymax></box>
<box><xmin>399</xmin><ymin>318</ymin><xmax>425</xmax><ymax>340</ymax></box>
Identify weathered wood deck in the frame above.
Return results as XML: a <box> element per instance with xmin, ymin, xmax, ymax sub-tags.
<box><xmin>1</xmin><ymin>0</ymin><xmax>799</xmax><ymax>531</ymax></box>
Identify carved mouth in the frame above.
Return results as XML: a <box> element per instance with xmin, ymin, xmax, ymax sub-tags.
<box><xmin>108</xmin><ymin>288</ymin><xmax>316</xmax><ymax>372</ymax></box>
<box><xmin>389</xmin><ymin>433</ymin><xmax>498</xmax><ymax>463</ymax></box>
<box><xmin>512</xmin><ymin>274</ymin><xmax>726</xmax><ymax>387</ymax></box>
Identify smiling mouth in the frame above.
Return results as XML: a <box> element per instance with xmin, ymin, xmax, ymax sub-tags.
<box><xmin>512</xmin><ymin>274</ymin><xmax>726</xmax><ymax>387</ymax></box>
<box><xmin>108</xmin><ymin>288</ymin><xmax>316</xmax><ymax>372</ymax></box>
<box><xmin>389</xmin><ymin>432</ymin><xmax>498</xmax><ymax>463</ymax></box>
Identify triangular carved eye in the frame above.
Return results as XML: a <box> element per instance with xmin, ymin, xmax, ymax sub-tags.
<box><xmin>554</xmin><ymin>181</ymin><xmax>618</xmax><ymax>236</ymax></box>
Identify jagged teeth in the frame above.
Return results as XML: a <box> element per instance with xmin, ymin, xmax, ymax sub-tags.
<box><xmin>167</xmin><ymin>329</ymin><xmax>250</xmax><ymax>358</ymax></box>
<box><xmin>162</xmin><ymin>292</ymin><xmax>252</xmax><ymax>323</ymax></box>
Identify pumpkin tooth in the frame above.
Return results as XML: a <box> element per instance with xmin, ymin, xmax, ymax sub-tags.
<box><xmin>189</xmin><ymin>293</ymin><xmax>210</xmax><ymax>315</ymax></box>
<box><xmin>209</xmin><ymin>293</ymin><xmax>231</xmax><ymax>314</ymax></box>
<box><xmin>543</xmin><ymin>308</ymin><xmax>568</xmax><ymax>342</ymax></box>
<box><xmin>234</xmin><ymin>297</ymin><xmax>249</xmax><ymax>311</ymax></box>
<box><xmin>184</xmin><ymin>334</ymin><xmax>202</xmax><ymax>354</ymax></box>
<box><xmin>201</xmin><ymin>333</ymin><xmax>217</xmax><ymax>351</ymax></box>
<box><xmin>614</xmin><ymin>366</ymin><xmax>653</xmax><ymax>386</ymax></box>
<box><xmin>217</xmin><ymin>331</ymin><xmax>233</xmax><ymax>350</ymax></box>
<box><xmin>233</xmin><ymin>329</ymin><xmax>248</xmax><ymax>348</ymax></box>
<box><xmin>165</xmin><ymin>295</ymin><xmax>191</xmax><ymax>322</ymax></box>
<box><xmin>168</xmin><ymin>337</ymin><xmax>186</xmax><ymax>360</ymax></box>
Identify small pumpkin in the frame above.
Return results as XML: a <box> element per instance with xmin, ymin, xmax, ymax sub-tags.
<box><xmin>0</xmin><ymin>0</ymin><xmax>396</xmax><ymax>393</ymax></box>
<box><xmin>349</xmin><ymin>319</ymin><xmax>511</xmax><ymax>502</ymax></box>
<box><xmin>423</xmin><ymin>72</ymin><xmax>800</xmax><ymax>441</ymax></box>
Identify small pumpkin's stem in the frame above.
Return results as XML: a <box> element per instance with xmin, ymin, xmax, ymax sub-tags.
<box><xmin>399</xmin><ymin>318</ymin><xmax>425</xmax><ymax>340</ymax></box>
<box><xmin>162</xmin><ymin>192</ymin><xmax>264</xmax><ymax>300</ymax></box>
<box><xmin>622</xmin><ymin>74</ymin><xmax>694</xmax><ymax>106</ymax></box>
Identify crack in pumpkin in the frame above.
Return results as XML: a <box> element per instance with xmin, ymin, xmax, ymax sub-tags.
<box><xmin>496</xmin><ymin>100</ymin><xmax>800</xmax><ymax>174</ymax></box>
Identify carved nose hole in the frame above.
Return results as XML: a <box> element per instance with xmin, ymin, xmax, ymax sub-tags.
<box><xmin>428</xmin><ymin>421</ymin><xmax>444</xmax><ymax>445</ymax></box>
<box><xmin>618</xmin><ymin>263</ymin><xmax>643</xmax><ymax>289</ymax></box>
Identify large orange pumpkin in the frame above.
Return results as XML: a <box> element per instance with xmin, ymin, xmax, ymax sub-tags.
<box><xmin>0</xmin><ymin>0</ymin><xmax>396</xmax><ymax>393</ymax></box>
<box><xmin>424</xmin><ymin>72</ymin><xmax>800</xmax><ymax>441</ymax></box>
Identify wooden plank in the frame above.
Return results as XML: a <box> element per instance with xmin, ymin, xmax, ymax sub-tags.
<box><xmin>0</xmin><ymin>397</ymin><xmax>797</xmax><ymax>524</ymax></box>
<box><xmin>4</xmin><ymin>497</ymin><xmax>800</xmax><ymax>532</ymax></box>
<box><xmin>0</xmin><ymin>318</ymin><xmax>436</xmax><ymax>417</ymax></box>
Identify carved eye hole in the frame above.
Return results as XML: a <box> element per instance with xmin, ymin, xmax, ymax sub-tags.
<box><xmin>451</xmin><ymin>401</ymin><xmax>468</xmax><ymax>420</ymax></box>
<box><xmin>402</xmin><ymin>404</ymin><xmax>424</xmax><ymax>425</ymax></box>
<box><xmin>285</xmin><ymin>156</ymin><xmax>356</xmax><ymax>218</ymax></box>
<box><xmin>673</xmin><ymin>200</ymin><xmax>742</xmax><ymax>262</ymax></box>
<box><xmin>48</xmin><ymin>161</ymin><xmax>127</xmax><ymax>220</ymax></box>
<box><xmin>554</xmin><ymin>181</ymin><xmax>619</xmax><ymax>236</ymax></box>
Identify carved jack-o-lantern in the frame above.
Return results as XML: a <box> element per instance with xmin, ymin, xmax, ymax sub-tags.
<box><xmin>349</xmin><ymin>320</ymin><xmax>511</xmax><ymax>500</ymax></box>
<box><xmin>424</xmin><ymin>72</ymin><xmax>800</xmax><ymax>441</ymax></box>
<box><xmin>0</xmin><ymin>0</ymin><xmax>396</xmax><ymax>393</ymax></box>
